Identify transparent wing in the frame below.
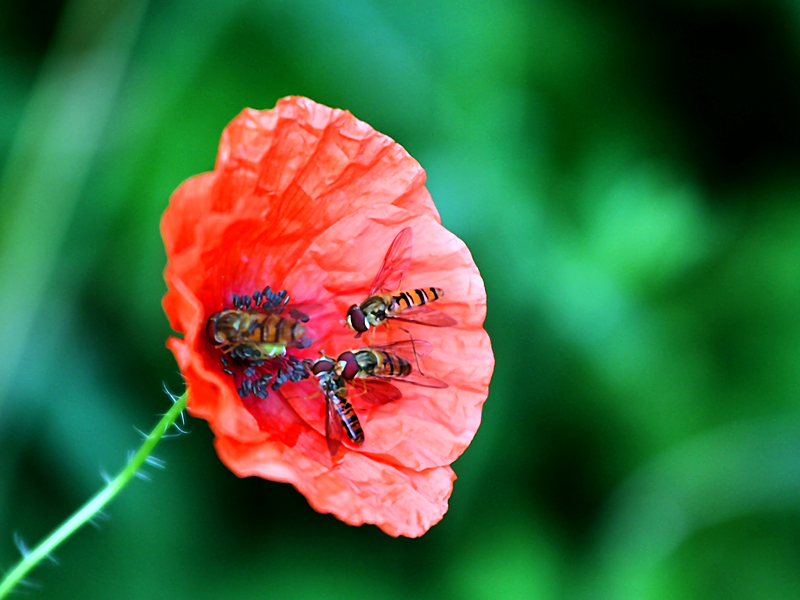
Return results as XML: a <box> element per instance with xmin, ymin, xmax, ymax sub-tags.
<box><xmin>325</xmin><ymin>397</ymin><xmax>343</xmax><ymax>456</ymax></box>
<box><xmin>368</xmin><ymin>339</ymin><xmax>434</xmax><ymax>361</ymax></box>
<box><xmin>352</xmin><ymin>379</ymin><xmax>403</xmax><ymax>405</ymax></box>
<box><xmin>369</xmin><ymin>227</ymin><xmax>413</xmax><ymax>295</ymax></box>
<box><xmin>391</xmin><ymin>305</ymin><xmax>458</xmax><ymax>328</ymax></box>
<box><xmin>367</xmin><ymin>372</ymin><xmax>449</xmax><ymax>389</ymax></box>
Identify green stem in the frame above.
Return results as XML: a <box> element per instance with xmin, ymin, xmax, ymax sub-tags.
<box><xmin>0</xmin><ymin>392</ymin><xmax>188</xmax><ymax>598</ymax></box>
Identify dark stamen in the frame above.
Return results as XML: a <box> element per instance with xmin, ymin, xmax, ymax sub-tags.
<box><xmin>289</xmin><ymin>308</ymin><xmax>310</xmax><ymax>323</ymax></box>
<box><xmin>259</xmin><ymin>286</ymin><xmax>292</xmax><ymax>311</ymax></box>
<box><xmin>238</xmin><ymin>377</ymin><xmax>255</xmax><ymax>398</ymax></box>
<box><xmin>257</xmin><ymin>374</ymin><xmax>273</xmax><ymax>395</ymax></box>
<box><xmin>285</xmin><ymin>356</ymin><xmax>310</xmax><ymax>382</ymax></box>
<box><xmin>271</xmin><ymin>368</ymin><xmax>292</xmax><ymax>391</ymax></box>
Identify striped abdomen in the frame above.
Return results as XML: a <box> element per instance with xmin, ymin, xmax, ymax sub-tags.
<box><xmin>313</xmin><ymin>359</ymin><xmax>365</xmax><ymax>448</ymax></box>
<box><xmin>329</xmin><ymin>392</ymin><xmax>365</xmax><ymax>445</ymax></box>
<box><xmin>385</xmin><ymin>287</ymin><xmax>444</xmax><ymax>316</ymax></box>
<box><xmin>254</xmin><ymin>313</ymin><xmax>306</xmax><ymax>345</ymax></box>
<box><xmin>351</xmin><ymin>349</ymin><xmax>412</xmax><ymax>379</ymax></box>
<box><xmin>207</xmin><ymin>309</ymin><xmax>306</xmax><ymax>358</ymax></box>
<box><xmin>346</xmin><ymin>287</ymin><xmax>455</xmax><ymax>334</ymax></box>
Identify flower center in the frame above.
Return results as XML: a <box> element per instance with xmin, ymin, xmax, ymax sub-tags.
<box><xmin>206</xmin><ymin>286</ymin><xmax>312</xmax><ymax>399</ymax></box>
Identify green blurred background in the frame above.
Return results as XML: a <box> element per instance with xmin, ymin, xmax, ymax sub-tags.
<box><xmin>3</xmin><ymin>0</ymin><xmax>800</xmax><ymax>598</ymax></box>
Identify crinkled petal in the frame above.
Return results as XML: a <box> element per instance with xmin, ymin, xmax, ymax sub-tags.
<box><xmin>285</xmin><ymin>207</ymin><xmax>493</xmax><ymax>470</ymax></box>
<box><xmin>214</xmin><ymin>434</ymin><xmax>456</xmax><ymax>538</ymax></box>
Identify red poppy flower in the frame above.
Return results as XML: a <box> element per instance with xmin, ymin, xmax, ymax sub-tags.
<box><xmin>161</xmin><ymin>96</ymin><xmax>493</xmax><ymax>537</ymax></box>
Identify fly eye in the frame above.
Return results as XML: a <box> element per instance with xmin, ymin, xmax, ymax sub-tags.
<box><xmin>337</xmin><ymin>351</ymin><xmax>358</xmax><ymax>380</ymax></box>
<box><xmin>206</xmin><ymin>312</ymin><xmax>222</xmax><ymax>344</ymax></box>
<box><xmin>312</xmin><ymin>359</ymin><xmax>335</xmax><ymax>375</ymax></box>
<box><xmin>346</xmin><ymin>305</ymin><xmax>367</xmax><ymax>333</ymax></box>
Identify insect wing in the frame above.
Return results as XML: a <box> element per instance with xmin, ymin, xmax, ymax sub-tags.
<box><xmin>325</xmin><ymin>396</ymin><xmax>344</xmax><ymax>456</ymax></box>
<box><xmin>369</xmin><ymin>227</ymin><xmax>413</xmax><ymax>295</ymax></box>
<box><xmin>370</xmin><ymin>339</ymin><xmax>434</xmax><ymax>361</ymax></box>
<box><xmin>390</xmin><ymin>305</ymin><xmax>458</xmax><ymax>328</ymax></box>
<box><xmin>367</xmin><ymin>371</ymin><xmax>449</xmax><ymax>389</ymax></box>
<box><xmin>352</xmin><ymin>379</ymin><xmax>403</xmax><ymax>405</ymax></box>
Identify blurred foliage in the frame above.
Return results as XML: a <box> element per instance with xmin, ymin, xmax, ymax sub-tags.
<box><xmin>2</xmin><ymin>0</ymin><xmax>800</xmax><ymax>598</ymax></box>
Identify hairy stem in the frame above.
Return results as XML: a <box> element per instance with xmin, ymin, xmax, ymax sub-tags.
<box><xmin>0</xmin><ymin>392</ymin><xmax>188</xmax><ymax>598</ymax></box>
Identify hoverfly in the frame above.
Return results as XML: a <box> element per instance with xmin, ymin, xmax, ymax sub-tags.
<box><xmin>208</xmin><ymin>286</ymin><xmax>314</xmax><ymax>403</ymax></box>
<box><xmin>308</xmin><ymin>355</ymin><xmax>365</xmax><ymax>457</ymax></box>
<box><xmin>307</xmin><ymin>340</ymin><xmax>447</xmax><ymax>456</ymax></box>
<box><xmin>207</xmin><ymin>286</ymin><xmax>313</xmax><ymax>361</ymax></box>
<box><xmin>346</xmin><ymin>227</ymin><xmax>457</xmax><ymax>336</ymax></box>
<box><xmin>337</xmin><ymin>340</ymin><xmax>448</xmax><ymax>389</ymax></box>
